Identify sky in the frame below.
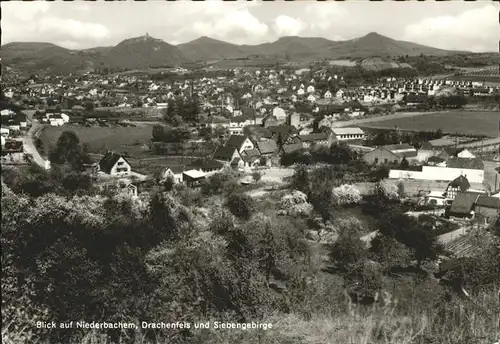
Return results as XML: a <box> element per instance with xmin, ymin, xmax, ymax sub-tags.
<box><xmin>2</xmin><ymin>1</ymin><xmax>499</xmax><ymax>53</ymax></box>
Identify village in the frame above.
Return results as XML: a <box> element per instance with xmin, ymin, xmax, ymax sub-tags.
<box><xmin>1</xmin><ymin>64</ymin><xmax>499</xmax><ymax>230</ymax></box>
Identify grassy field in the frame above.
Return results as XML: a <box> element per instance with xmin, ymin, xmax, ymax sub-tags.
<box><xmin>362</xmin><ymin>111</ymin><xmax>500</xmax><ymax>137</ymax></box>
<box><xmin>39</xmin><ymin>123</ymin><xmax>156</xmax><ymax>155</ymax></box>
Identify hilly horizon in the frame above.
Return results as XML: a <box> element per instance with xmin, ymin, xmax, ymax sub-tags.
<box><xmin>1</xmin><ymin>32</ymin><xmax>477</xmax><ymax>75</ymax></box>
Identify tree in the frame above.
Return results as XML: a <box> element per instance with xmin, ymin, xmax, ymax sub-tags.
<box><xmin>400</xmin><ymin>156</ymin><xmax>409</xmax><ymax>169</ymax></box>
<box><xmin>371</xmin><ymin>165</ymin><xmax>390</xmax><ymax>181</ymax></box>
<box><xmin>152</xmin><ymin>124</ymin><xmax>166</xmax><ymax>142</ymax></box>
<box><xmin>48</xmin><ymin>131</ymin><xmax>90</xmax><ymax>171</ymax></box>
<box><xmin>369</xmin><ymin>234</ymin><xmax>412</xmax><ymax>269</ymax></box>
<box><xmin>226</xmin><ymin>193</ymin><xmax>256</xmax><ymax>220</ymax></box>
<box><xmin>396</xmin><ymin>181</ymin><xmax>406</xmax><ymax>199</ymax></box>
<box><xmin>404</xmin><ymin>226</ymin><xmax>443</xmax><ymax>269</ymax></box>
<box><xmin>84</xmin><ymin>101</ymin><xmax>94</xmax><ymax>112</ymax></box>
<box><xmin>344</xmin><ymin>263</ymin><xmax>383</xmax><ymax>304</ymax></box>
<box><xmin>329</xmin><ymin>234</ymin><xmax>367</xmax><ymax>270</ymax></box>
<box><xmin>329</xmin><ymin>142</ymin><xmax>356</xmax><ymax>165</ymax></box>
<box><xmin>252</xmin><ymin>171</ymin><xmax>262</xmax><ymax>183</ymax></box>
<box><xmin>290</xmin><ymin>164</ymin><xmax>310</xmax><ymax>194</ymax></box>
<box><xmin>310</xmin><ymin>186</ymin><xmax>334</xmax><ymax>223</ymax></box>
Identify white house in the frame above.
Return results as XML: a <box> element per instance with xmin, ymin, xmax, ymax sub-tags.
<box><xmin>163</xmin><ymin>166</ymin><xmax>184</xmax><ymax>184</ymax></box>
<box><xmin>272</xmin><ymin>107</ymin><xmax>287</xmax><ymax>122</ymax></box>
<box><xmin>307</xmin><ymin>85</ymin><xmax>315</xmax><ymax>94</ymax></box>
<box><xmin>297</xmin><ymin>88</ymin><xmax>305</xmax><ymax>96</ymax></box>
<box><xmin>456</xmin><ymin>149</ymin><xmax>476</xmax><ymax>159</ymax></box>
<box><xmin>336</xmin><ymin>90</ymin><xmax>344</xmax><ymax>99</ymax></box>
<box><xmin>60</xmin><ymin>113</ymin><xmax>70</xmax><ymax>124</ymax></box>
<box><xmin>1</xmin><ymin>109</ymin><xmax>14</xmax><ymax>117</ymax></box>
<box><xmin>97</xmin><ymin>152</ymin><xmax>132</xmax><ymax>176</ymax></box>
<box><xmin>307</xmin><ymin>94</ymin><xmax>316</xmax><ymax>103</ymax></box>
<box><xmin>324</xmin><ymin>90</ymin><xmax>333</xmax><ymax>99</ymax></box>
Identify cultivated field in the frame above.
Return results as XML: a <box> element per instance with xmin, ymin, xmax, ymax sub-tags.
<box><xmin>362</xmin><ymin>111</ymin><xmax>500</xmax><ymax>137</ymax></box>
<box><xmin>39</xmin><ymin>123</ymin><xmax>156</xmax><ymax>155</ymax></box>
<box><xmin>328</xmin><ymin>59</ymin><xmax>357</xmax><ymax>67</ymax></box>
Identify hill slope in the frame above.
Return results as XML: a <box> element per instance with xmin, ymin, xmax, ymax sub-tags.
<box><xmin>103</xmin><ymin>35</ymin><xmax>187</xmax><ymax>69</ymax></box>
<box><xmin>178</xmin><ymin>36</ymin><xmax>248</xmax><ymax>61</ymax></box>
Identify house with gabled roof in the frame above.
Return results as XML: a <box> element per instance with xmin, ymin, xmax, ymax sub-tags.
<box><xmin>444</xmin><ymin>175</ymin><xmax>470</xmax><ymax>200</ymax></box>
<box><xmin>212</xmin><ymin>146</ymin><xmax>240</xmax><ymax>164</ymax></box>
<box><xmin>224</xmin><ymin>134</ymin><xmax>255</xmax><ymax>153</ymax></box>
<box><xmin>97</xmin><ymin>152</ymin><xmax>131</xmax><ymax>176</ymax></box>
<box><xmin>298</xmin><ymin>132</ymin><xmax>334</xmax><ymax>148</ymax></box>
<box><xmin>331</xmin><ymin>127</ymin><xmax>365</xmax><ymax>141</ymax></box>
<box><xmin>446</xmin><ymin>191</ymin><xmax>483</xmax><ymax>219</ymax></box>
<box><xmin>162</xmin><ymin>165</ymin><xmax>184</xmax><ymax>184</ymax></box>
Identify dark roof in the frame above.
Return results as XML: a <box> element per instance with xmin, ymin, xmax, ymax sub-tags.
<box><xmin>99</xmin><ymin>152</ymin><xmax>129</xmax><ymax>174</ymax></box>
<box><xmin>405</xmin><ymin>94</ymin><xmax>427</xmax><ymax>103</ymax></box>
<box><xmin>383</xmin><ymin>143</ymin><xmax>415</xmax><ymax>151</ymax></box>
<box><xmin>298</xmin><ymin>132</ymin><xmax>330</xmax><ymax>142</ymax></box>
<box><xmin>267</xmin><ymin>125</ymin><xmax>295</xmax><ymax>137</ymax></box>
<box><xmin>449</xmin><ymin>192</ymin><xmax>480</xmax><ymax>214</ymax></box>
<box><xmin>3</xmin><ymin>140</ymin><xmax>23</xmax><ymax>151</ymax></box>
<box><xmin>255</xmin><ymin>140</ymin><xmax>278</xmax><ymax>155</ymax></box>
<box><xmin>187</xmin><ymin>158</ymin><xmax>224</xmax><ymax>170</ymax></box>
<box><xmin>475</xmin><ymin>195</ymin><xmax>500</xmax><ymax>209</ymax></box>
<box><xmin>213</xmin><ymin>146</ymin><xmax>237</xmax><ymax>161</ymax></box>
<box><xmin>428</xmin><ymin>156</ymin><xmax>446</xmax><ymax>163</ymax></box>
<box><xmin>447</xmin><ymin>175</ymin><xmax>470</xmax><ymax>191</ymax></box>
<box><xmin>240</xmin><ymin>149</ymin><xmax>261</xmax><ymax>162</ymax></box>
<box><xmin>243</xmin><ymin>125</ymin><xmax>273</xmax><ymax>139</ymax></box>
<box><xmin>398</xmin><ymin>151</ymin><xmax>418</xmax><ymax>158</ymax></box>
<box><xmin>165</xmin><ymin>165</ymin><xmax>185</xmax><ymax>174</ymax></box>
<box><xmin>282</xmin><ymin>143</ymin><xmax>303</xmax><ymax>153</ymax></box>
<box><xmin>446</xmin><ymin>157</ymin><xmax>484</xmax><ymax>170</ymax></box>
<box><xmin>225</xmin><ymin>135</ymin><xmax>248</xmax><ymax>149</ymax></box>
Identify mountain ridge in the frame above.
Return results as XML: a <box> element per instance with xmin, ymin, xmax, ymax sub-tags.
<box><xmin>1</xmin><ymin>32</ymin><xmax>475</xmax><ymax>74</ymax></box>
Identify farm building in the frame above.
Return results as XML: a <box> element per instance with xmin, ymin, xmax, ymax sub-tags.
<box><xmin>213</xmin><ymin>146</ymin><xmax>240</xmax><ymax>164</ymax></box>
<box><xmin>182</xmin><ymin>169</ymin><xmax>206</xmax><ymax>187</ymax></box>
<box><xmin>97</xmin><ymin>152</ymin><xmax>131</xmax><ymax>177</ymax></box>
<box><xmin>331</xmin><ymin>127</ymin><xmax>365</xmax><ymax>141</ymax></box>
<box><xmin>446</xmin><ymin>192</ymin><xmax>482</xmax><ymax>219</ymax></box>
<box><xmin>444</xmin><ymin>175</ymin><xmax>471</xmax><ymax>200</ymax></box>
<box><xmin>186</xmin><ymin>159</ymin><xmax>224</xmax><ymax>175</ymax></box>
<box><xmin>382</xmin><ymin>144</ymin><xmax>418</xmax><ymax>158</ymax></box>
<box><xmin>363</xmin><ymin>147</ymin><xmax>401</xmax><ymax>165</ymax></box>
<box><xmin>474</xmin><ymin>195</ymin><xmax>500</xmax><ymax>220</ymax></box>
<box><xmin>298</xmin><ymin>132</ymin><xmax>334</xmax><ymax>148</ymax></box>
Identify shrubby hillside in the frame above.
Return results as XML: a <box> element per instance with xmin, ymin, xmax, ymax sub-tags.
<box><xmin>2</xmin><ymin>141</ymin><xmax>499</xmax><ymax>344</ymax></box>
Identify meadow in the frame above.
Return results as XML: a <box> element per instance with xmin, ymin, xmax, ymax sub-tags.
<box><xmin>362</xmin><ymin>111</ymin><xmax>500</xmax><ymax>137</ymax></box>
<box><xmin>39</xmin><ymin>123</ymin><xmax>156</xmax><ymax>155</ymax></box>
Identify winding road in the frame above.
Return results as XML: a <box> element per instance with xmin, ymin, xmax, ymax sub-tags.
<box><xmin>22</xmin><ymin>121</ymin><xmax>49</xmax><ymax>169</ymax></box>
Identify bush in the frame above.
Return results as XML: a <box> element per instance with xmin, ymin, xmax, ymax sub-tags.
<box><xmin>201</xmin><ymin>172</ymin><xmax>238</xmax><ymax>196</ymax></box>
<box><xmin>279</xmin><ymin>190</ymin><xmax>308</xmax><ymax>208</ymax></box>
<box><xmin>329</xmin><ymin>234</ymin><xmax>367</xmax><ymax>270</ymax></box>
<box><xmin>369</xmin><ymin>233</ymin><xmax>412</xmax><ymax>269</ymax></box>
<box><xmin>344</xmin><ymin>262</ymin><xmax>384</xmax><ymax>304</ymax></box>
<box><xmin>332</xmin><ymin>184</ymin><xmax>362</xmax><ymax>206</ymax></box>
